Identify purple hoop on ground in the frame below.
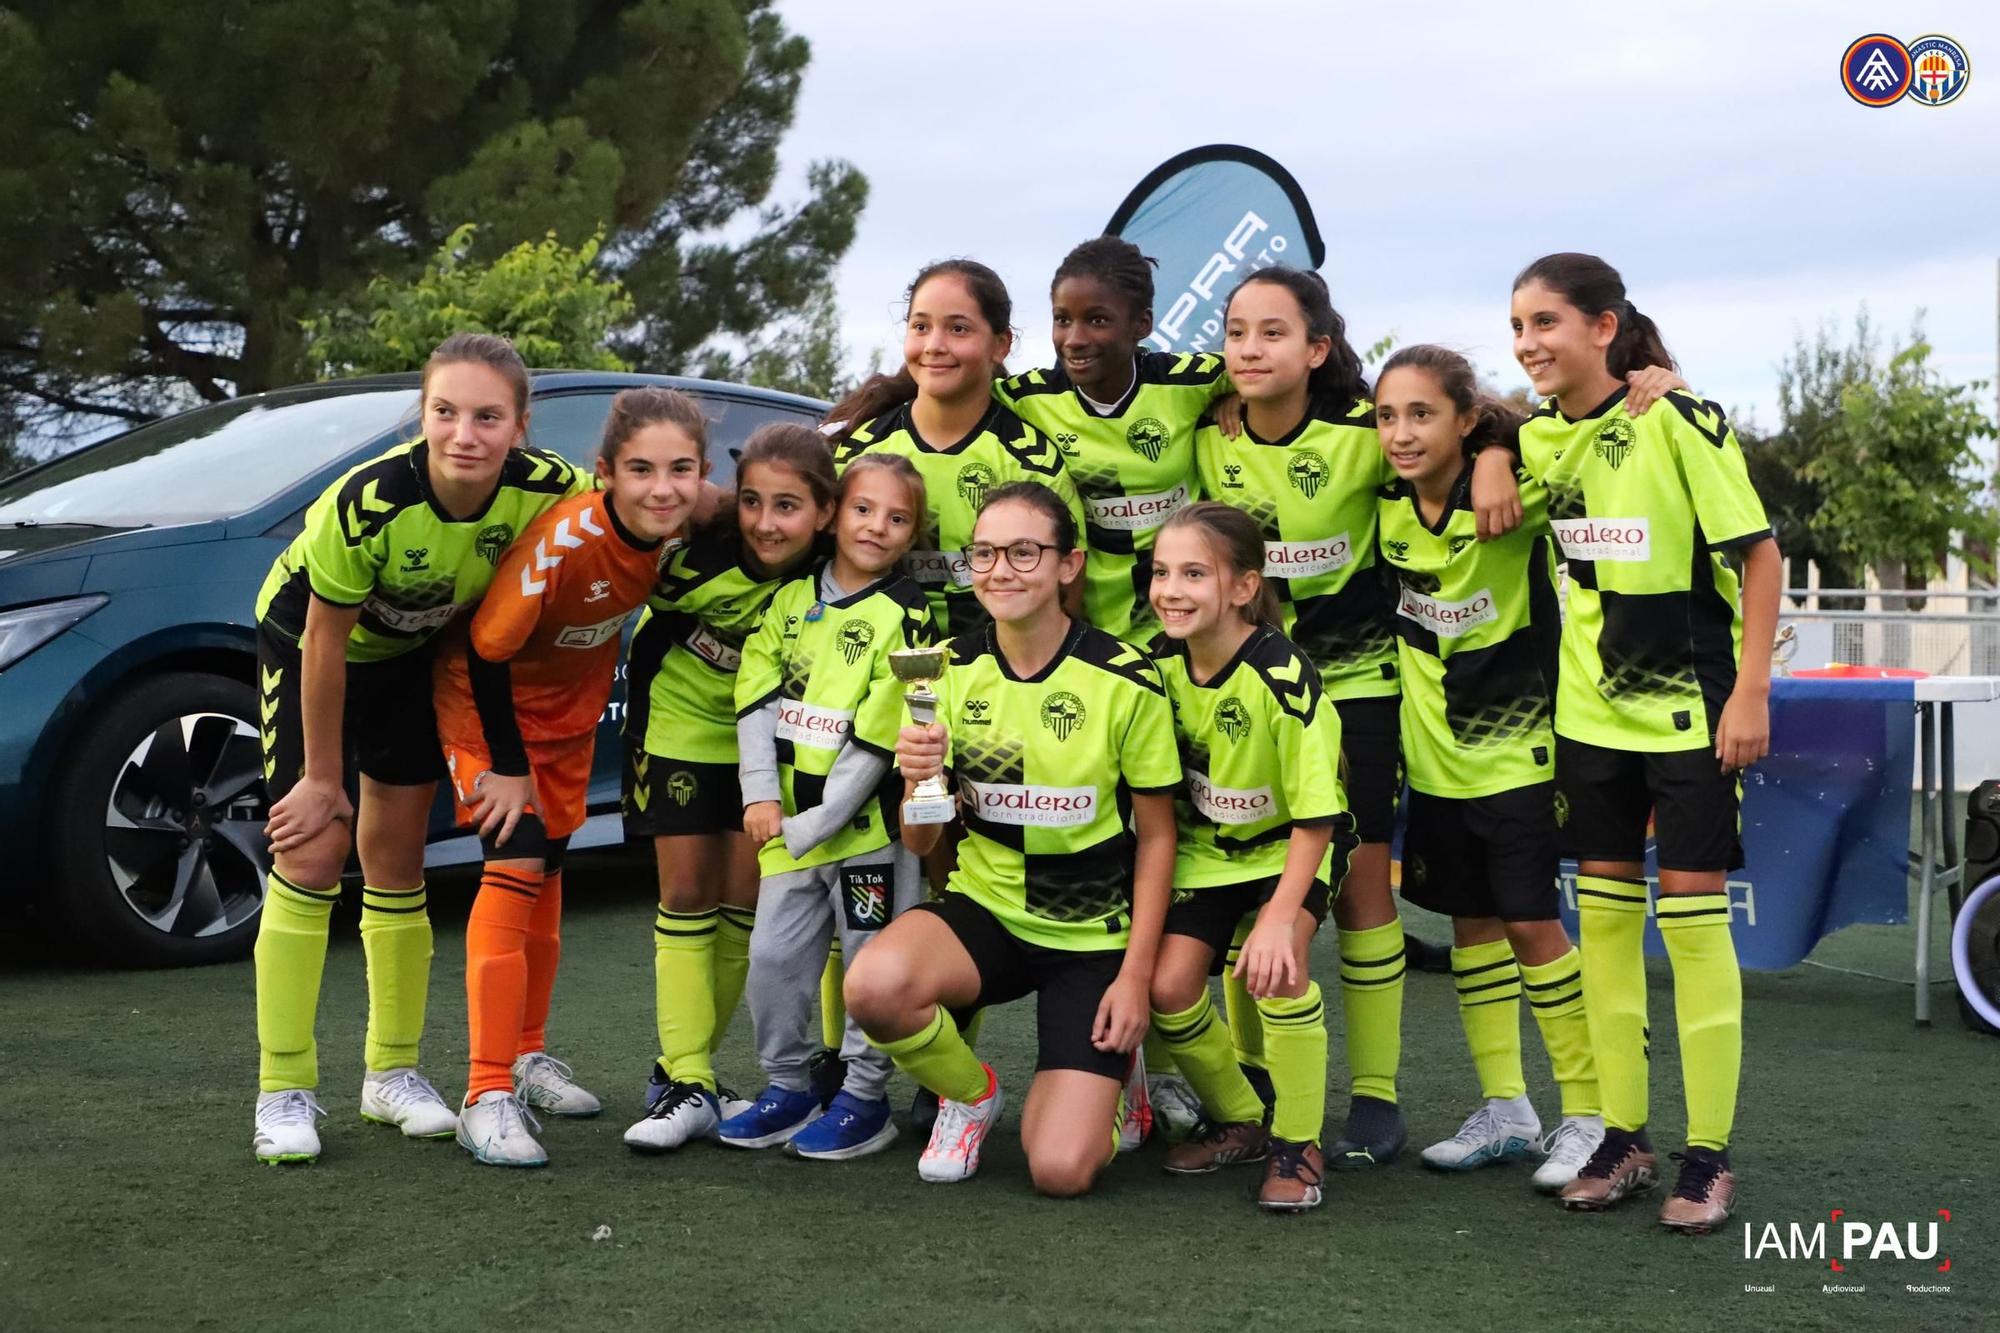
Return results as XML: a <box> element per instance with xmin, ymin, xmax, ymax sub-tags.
<box><xmin>1951</xmin><ymin>872</ymin><xmax>2000</xmax><ymax>1031</ymax></box>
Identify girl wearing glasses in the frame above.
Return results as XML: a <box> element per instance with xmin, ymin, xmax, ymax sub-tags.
<box><xmin>844</xmin><ymin>482</ymin><xmax>1181</xmax><ymax>1196</ymax></box>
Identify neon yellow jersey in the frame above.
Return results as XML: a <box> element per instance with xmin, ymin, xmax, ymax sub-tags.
<box><xmin>735</xmin><ymin>570</ymin><xmax>936</xmax><ymax>875</ymax></box>
<box><xmin>1517</xmin><ymin>389</ymin><xmax>1771</xmax><ymax>751</ymax></box>
<box><xmin>1149</xmin><ymin>625</ymin><xmax>1350</xmax><ymax>890</ymax></box>
<box><xmin>937</xmin><ymin>622</ymin><xmax>1181</xmax><ymax>952</ymax></box>
<box><xmin>1378</xmin><ymin>466</ymin><xmax>1560</xmax><ymax>798</ymax></box>
<box><xmin>1193</xmin><ymin>396</ymin><xmax>1399</xmax><ymax>700</ymax></box>
<box><xmin>256</xmin><ymin>440</ymin><xmax>587</xmax><ymax>662</ymax></box>
<box><xmin>994</xmin><ymin>353</ymin><xmax>1228</xmax><ymax>641</ymax></box>
<box><xmin>832</xmin><ymin>402</ymin><xmax>1085</xmax><ymax>637</ymax></box>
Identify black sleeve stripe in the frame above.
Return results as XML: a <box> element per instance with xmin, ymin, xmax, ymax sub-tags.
<box><xmin>1710</xmin><ymin>527</ymin><xmax>1774</xmax><ymax>552</ymax></box>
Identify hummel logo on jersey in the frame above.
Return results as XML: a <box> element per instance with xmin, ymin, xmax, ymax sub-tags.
<box><xmin>838</xmin><ymin>618</ymin><xmax>875</xmax><ymax>665</ymax></box>
<box><xmin>957</xmin><ymin>462</ymin><xmax>997</xmax><ymax>510</ymax></box>
<box><xmin>475</xmin><ymin>524</ymin><xmax>513</xmax><ymax>565</ymax></box>
<box><xmin>962</xmin><ymin>699</ymin><xmax>993</xmax><ymax>726</ymax></box>
<box><xmin>784</xmin><ymin>614</ymin><xmax>801</xmax><ymax>636</ymax></box>
<box><xmin>585</xmin><ymin>579</ymin><xmax>611</xmax><ymax>602</ymax></box>
<box><xmin>1594</xmin><ymin>418</ymin><xmax>1637</xmax><ymax>470</ymax></box>
<box><xmin>1221</xmin><ymin>463</ymin><xmax>1244</xmax><ymax>489</ymax></box>
<box><xmin>1215</xmin><ymin>698</ymin><xmax>1252</xmax><ymax>743</ymax></box>
<box><xmin>1383</xmin><ymin>539</ymin><xmax>1410</xmax><ymax>561</ymax></box>
<box><xmin>401</xmin><ymin>547</ymin><xmax>429</xmax><ymax>571</ymax></box>
<box><xmin>1287</xmin><ymin>452</ymin><xmax>1330</xmax><ymax>498</ymax></box>
<box><xmin>1053</xmin><ymin>431</ymin><xmax>1080</xmax><ymax>454</ymax></box>
<box><xmin>1126</xmin><ymin>417</ymin><xmax>1168</xmax><ymax>462</ymax></box>
<box><xmin>1041</xmin><ymin>690</ymin><xmax>1085</xmax><ymax>740</ymax></box>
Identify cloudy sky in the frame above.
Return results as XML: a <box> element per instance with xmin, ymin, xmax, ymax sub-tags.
<box><xmin>778</xmin><ymin>0</ymin><xmax>1999</xmax><ymax>428</ymax></box>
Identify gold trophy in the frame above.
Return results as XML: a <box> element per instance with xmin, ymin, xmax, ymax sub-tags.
<box><xmin>888</xmin><ymin>645</ymin><xmax>956</xmax><ymax>825</ymax></box>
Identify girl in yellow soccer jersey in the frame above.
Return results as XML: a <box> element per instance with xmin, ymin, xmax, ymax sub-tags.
<box><xmin>251</xmin><ymin>333</ymin><xmax>590</xmax><ymax>1164</ymax></box>
<box><xmin>991</xmin><ymin>234</ymin><xmax>1234</xmax><ymax>1143</ymax></box>
<box><xmin>714</xmin><ymin>454</ymin><xmax>935</xmax><ymax>1161</ymax></box>
<box><xmin>622</xmin><ymin>426</ymin><xmax>837</xmax><ymax>1154</ymax></box>
<box><xmin>845</xmin><ymin>482</ymin><xmax>1181</xmax><ymax>1197</ymax></box>
<box><xmin>1146</xmin><ymin>502</ymin><xmax>1358</xmax><ymax>1212</ymax></box>
<box><xmin>1509</xmin><ymin>253</ymin><xmax>1779</xmax><ymax>1233</ymax></box>
<box><xmin>1372</xmin><ymin>346</ymin><xmax>1603</xmax><ymax>1197</ymax></box>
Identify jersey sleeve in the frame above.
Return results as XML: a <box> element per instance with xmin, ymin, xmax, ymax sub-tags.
<box><xmin>734</xmin><ymin>588</ymin><xmax>789</xmax><ymax>716</ymax></box>
<box><xmin>1517</xmin><ymin>467</ymin><xmax>1552</xmax><ymax>541</ymax></box>
<box><xmin>1271</xmin><ymin>674</ymin><xmax>1341</xmax><ymax>824</ymax></box>
<box><xmin>1119</xmin><ymin>674</ymin><xmax>1182</xmax><ymax>794</ymax></box>
<box><xmin>1663</xmin><ymin>394</ymin><xmax>1772</xmax><ymax>550</ymax></box>
<box><xmin>296</xmin><ymin>489</ymin><xmax>386</xmax><ymax>607</ymax></box>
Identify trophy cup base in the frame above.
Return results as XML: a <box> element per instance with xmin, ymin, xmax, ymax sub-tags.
<box><xmin>901</xmin><ymin>794</ymin><xmax>958</xmax><ymax>826</ymax></box>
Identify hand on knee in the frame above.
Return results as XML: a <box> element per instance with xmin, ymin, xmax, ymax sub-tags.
<box><xmin>278</xmin><ymin>823</ymin><xmax>350</xmax><ymax>891</ymax></box>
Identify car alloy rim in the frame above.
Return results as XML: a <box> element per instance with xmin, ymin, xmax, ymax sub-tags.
<box><xmin>104</xmin><ymin>711</ymin><xmax>270</xmax><ymax>938</ymax></box>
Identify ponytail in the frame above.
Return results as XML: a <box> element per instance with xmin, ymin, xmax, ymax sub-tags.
<box><xmin>1511</xmin><ymin>252</ymin><xmax>1677</xmax><ymax>380</ymax></box>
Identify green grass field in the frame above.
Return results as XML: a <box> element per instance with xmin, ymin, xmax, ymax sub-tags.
<box><xmin>3</xmin><ymin>854</ymin><xmax>1993</xmax><ymax>1331</ymax></box>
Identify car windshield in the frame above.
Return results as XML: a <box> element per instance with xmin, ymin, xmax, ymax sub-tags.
<box><xmin>0</xmin><ymin>388</ymin><xmax>418</xmax><ymax>526</ymax></box>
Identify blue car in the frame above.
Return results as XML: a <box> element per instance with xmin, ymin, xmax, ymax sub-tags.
<box><xmin>0</xmin><ymin>372</ymin><xmax>825</xmax><ymax>966</ymax></box>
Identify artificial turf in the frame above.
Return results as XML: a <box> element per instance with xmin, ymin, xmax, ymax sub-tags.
<box><xmin>2</xmin><ymin>854</ymin><xmax>1992</xmax><ymax>1331</ymax></box>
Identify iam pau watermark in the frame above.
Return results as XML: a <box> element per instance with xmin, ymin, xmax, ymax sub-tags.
<box><xmin>1741</xmin><ymin>1209</ymin><xmax>1954</xmax><ymax>1295</ymax></box>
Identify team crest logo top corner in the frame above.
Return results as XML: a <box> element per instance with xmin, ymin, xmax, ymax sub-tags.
<box><xmin>1907</xmin><ymin>35</ymin><xmax>1971</xmax><ymax>106</ymax></box>
<box><xmin>1842</xmin><ymin>34</ymin><xmax>1912</xmax><ymax>106</ymax></box>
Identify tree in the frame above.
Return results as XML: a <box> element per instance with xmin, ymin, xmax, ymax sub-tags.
<box><xmin>0</xmin><ymin>0</ymin><xmax>865</xmax><ymax>440</ymax></box>
<box><xmin>1760</xmin><ymin>311</ymin><xmax>1878</xmax><ymax>598</ymax></box>
<box><xmin>695</xmin><ymin>276</ymin><xmax>850</xmax><ymax>401</ymax></box>
<box><xmin>303</xmin><ymin>225</ymin><xmax>633</xmax><ymax>376</ymax></box>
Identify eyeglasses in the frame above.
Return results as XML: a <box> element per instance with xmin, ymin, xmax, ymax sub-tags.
<box><xmin>961</xmin><ymin>540</ymin><xmax>1063</xmax><ymax>573</ymax></box>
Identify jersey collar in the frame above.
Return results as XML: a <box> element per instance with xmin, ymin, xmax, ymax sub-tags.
<box><xmin>1555</xmin><ymin>385</ymin><xmax>1629</xmax><ymax>423</ymax></box>
<box><xmin>990</xmin><ymin>616</ymin><xmax>1083</xmax><ymax>684</ymax></box>
<box><xmin>900</xmin><ymin>400</ymin><xmax>1002</xmax><ymax>454</ymax></box>
<box><xmin>603</xmin><ymin>492</ymin><xmax>664</xmax><ymax>552</ymax></box>
<box><xmin>1386</xmin><ymin>465</ymin><xmax>1474</xmax><ymax>536</ymax></box>
<box><xmin>1184</xmin><ymin>623</ymin><xmax>1271</xmax><ymax>690</ymax></box>
<box><xmin>409</xmin><ymin>440</ymin><xmax>506</xmax><ymax>524</ymax></box>
<box><xmin>1071</xmin><ymin>357</ymin><xmax>1142</xmax><ymax>418</ymax></box>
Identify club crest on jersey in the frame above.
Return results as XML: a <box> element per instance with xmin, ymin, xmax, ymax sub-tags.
<box><xmin>1221</xmin><ymin>463</ymin><xmax>1244</xmax><ymax>489</ymax></box>
<box><xmin>1126</xmin><ymin>417</ymin><xmax>1168</xmax><ymax>462</ymax></box>
<box><xmin>1215</xmin><ymin>697</ymin><xmax>1252</xmax><ymax>743</ymax></box>
<box><xmin>1041</xmin><ymin>690</ymin><xmax>1085</xmax><ymax>740</ymax></box>
<box><xmin>666</xmin><ymin>770</ymin><xmax>697</xmax><ymax>807</ymax></box>
<box><xmin>1594</xmin><ymin>418</ymin><xmax>1637</xmax><ymax>470</ymax></box>
<box><xmin>400</xmin><ymin>547</ymin><xmax>430</xmax><ymax>572</ymax></box>
<box><xmin>1907</xmin><ymin>34</ymin><xmax>1970</xmax><ymax>106</ymax></box>
<box><xmin>957</xmin><ymin>462</ymin><xmax>997</xmax><ymax>509</ymax></box>
<box><xmin>837</xmin><ymin>618</ymin><xmax>875</xmax><ymax>665</ymax></box>
<box><xmin>1287</xmin><ymin>452</ymin><xmax>1329</xmax><ymax>498</ymax></box>
<box><xmin>475</xmin><ymin>524</ymin><xmax>513</xmax><ymax>565</ymax></box>
<box><xmin>962</xmin><ymin>698</ymin><xmax>993</xmax><ymax>726</ymax></box>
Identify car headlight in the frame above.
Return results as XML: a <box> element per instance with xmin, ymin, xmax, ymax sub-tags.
<box><xmin>0</xmin><ymin>594</ymin><xmax>110</xmax><ymax>672</ymax></box>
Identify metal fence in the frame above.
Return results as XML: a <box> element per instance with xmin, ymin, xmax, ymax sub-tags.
<box><xmin>1779</xmin><ymin>587</ymin><xmax>2000</xmax><ymax>676</ymax></box>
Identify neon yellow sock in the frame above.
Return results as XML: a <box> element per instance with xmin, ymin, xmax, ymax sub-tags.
<box><xmin>960</xmin><ymin>1007</ymin><xmax>985</xmax><ymax>1049</ymax></box>
<box><xmin>1522</xmin><ymin>946</ymin><xmax>1598</xmax><ymax>1117</ymax></box>
<box><xmin>654</xmin><ymin>906</ymin><xmax>718</xmax><ymax>1092</ymax></box>
<box><xmin>1224</xmin><ymin>928</ymin><xmax>1265</xmax><ymax>1070</ymax></box>
<box><xmin>1152</xmin><ymin>992</ymin><xmax>1263</xmax><ymax>1124</ymax></box>
<box><xmin>1337</xmin><ymin>921</ymin><xmax>1405</xmax><ymax>1103</ymax></box>
<box><xmin>1451</xmin><ymin>939</ymin><xmax>1524</xmax><ymax>1101</ymax></box>
<box><xmin>711</xmin><ymin>904</ymin><xmax>754</xmax><ymax>1050</ymax></box>
<box><xmin>255</xmin><ymin>872</ymin><xmax>339</xmax><ymax>1092</ymax></box>
<box><xmin>1141</xmin><ymin>1027</ymin><xmax>1177</xmax><ymax>1079</ymax></box>
<box><xmin>1656</xmin><ymin>893</ymin><xmax>1741</xmax><ymax>1150</ymax></box>
<box><xmin>875</xmin><ymin>1006</ymin><xmax>988</xmax><ymax>1103</ymax></box>
<box><xmin>819</xmin><ymin>943</ymin><xmax>845</xmax><ymax>1051</ymax></box>
<box><xmin>359</xmin><ymin>882</ymin><xmax>431</xmax><ymax>1072</ymax></box>
<box><xmin>1576</xmin><ymin>874</ymin><xmax>1650</xmax><ymax>1132</ymax></box>
<box><xmin>1257</xmin><ymin>983</ymin><xmax>1329</xmax><ymax>1144</ymax></box>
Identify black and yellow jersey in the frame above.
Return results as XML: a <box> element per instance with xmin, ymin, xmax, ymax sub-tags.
<box><xmin>1149</xmin><ymin>625</ymin><xmax>1351</xmax><ymax>890</ymax></box>
<box><xmin>255</xmin><ymin>440</ymin><xmax>587</xmax><ymax>662</ymax></box>
<box><xmin>936</xmin><ymin>621</ymin><xmax>1181</xmax><ymax>952</ymax></box>
<box><xmin>1518</xmin><ymin>388</ymin><xmax>1771</xmax><ymax>752</ymax></box>
<box><xmin>993</xmin><ymin>352</ymin><xmax>1228</xmax><ymax>640</ymax></box>
<box><xmin>1377</xmin><ymin>465</ymin><xmax>1560</xmax><ymax>797</ymax></box>
<box><xmin>831</xmin><ymin>401</ymin><xmax>1086</xmax><ymax>637</ymax></box>
<box><xmin>1193</xmin><ymin>395</ymin><xmax>1399</xmax><ymax>700</ymax></box>
<box><xmin>625</xmin><ymin>525</ymin><xmax>801</xmax><ymax>764</ymax></box>
<box><xmin>735</xmin><ymin>568</ymin><xmax>936</xmax><ymax>875</ymax></box>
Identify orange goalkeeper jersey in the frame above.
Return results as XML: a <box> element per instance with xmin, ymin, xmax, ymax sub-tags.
<box><xmin>436</xmin><ymin>490</ymin><xmax>667</xmax><ymax>745</ymax></box>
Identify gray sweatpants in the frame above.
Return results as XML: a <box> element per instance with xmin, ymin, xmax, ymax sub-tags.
<box><xmin>747</xmin><ymin>842</ymin><xmax>922</xmax><ymax>1102</ymax></box>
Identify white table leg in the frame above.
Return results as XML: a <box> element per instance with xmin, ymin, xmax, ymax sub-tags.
<box><xmin>1915</xmin><ymin>701</ymin><xmax>1936</xmax><ymax>1024</ymax></box>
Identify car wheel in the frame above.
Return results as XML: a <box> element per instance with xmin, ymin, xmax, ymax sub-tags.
<box><xmin>51</xmin><ymin>671</ymin><xmax>273</xmax><ymax>966</ymax></box>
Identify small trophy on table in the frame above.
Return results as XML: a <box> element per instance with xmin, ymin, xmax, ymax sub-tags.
<box><xmin>888</xmin><ymin>644</ymin><xmax>956</xmax><ymax>824</ymax></box>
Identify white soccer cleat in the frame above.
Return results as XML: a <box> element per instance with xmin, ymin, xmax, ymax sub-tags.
<box><xmin>1147</xmin><ymin>1072</ymin><xmax>1204</xmax><ymax>1143</ymax></box>
<box><xmin>457</xmin><ymin>1090</ymin><xmax>549</xmax><ymax>1167</ymax></box>
<box><xmin>253</xmin><ymin>1089</ymin><xmax>325</xmax><ymax>1165</ymax></box>
<box><xmin>358</xmin><ymin>1068</ymin><xmax>458</xmax><ymax>1139</ymax></box>
<box><xmin>623</xmin><ymin>1080</ymin><xmax>720</xmax><ymax>1154</ymax></box>
<box><xmin>513</xmin><ymin>1051</ymin><xmax>603</xmax><ymax>1118</ymax></box>
<box><xmin>1118</xmin><ymin>1051</ymin><xmax>1153</xmax><ymax>1153</ymax></box>
<box><xmin>918</xmin><ymin>1068</ymin><xmax>1004</xmax><ymax>1184</ymax></box>
<box><xmin>1420</xmin><ymin>1095</ymin><xmax>1543</xmax><ymax>1171</ymax></box>
<box><xmin>1532</xmin><ymin>1114</ymin><xmax>1606</xmax><ymax>1193</ymax></box>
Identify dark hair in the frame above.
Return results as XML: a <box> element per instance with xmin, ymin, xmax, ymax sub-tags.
<box><xmin>1158</xmin><ymin>502</ymin><xmax>1283</xmax><ymax>628</ymax></box>
<box><xmin>1375</xmin><ymin>344</ymin><xmax>1526</xmax><ymax>457</ymax></box>
<box><xmin>423</xmin><ymin>332</ymin><xmax>531</xmax><ymax>417</ymax></box>
<box><xmin>598</xmin><ymin>386</ymin><xmax>708</xmax><ymax>465</ymax></box>
<box><xmin>1511</xmin><ymin>252</ymin><xmax>1677</xmax><ymax>380</ymax></box>
<box><xmin>737</xmin><ymin>422</ymin><xmax>838</xmax><ymax>510</ymax></box>
<box><xmin>1224</xmin><ymin>267</ymin><xmax>1369</xmax><ymax>406</ymax></box>
<box><xmin>839</xmin><ymin>450</ymin><xmax>928</xmax><ymax>533</ymax></box>
<box><xmin>978</xmin><ymin>480</ymin><xmax>1078</xmax><ymax>554</ymax></box>
<box><xmin>825</xmin><ymin>259</ymin><xmax>1013</xmax><ymax>432</ymax></box>
<box><xmin>1051</xmin><ymin>236</ymin><xmax>1156</xmax><ymax>321</ymax></box>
